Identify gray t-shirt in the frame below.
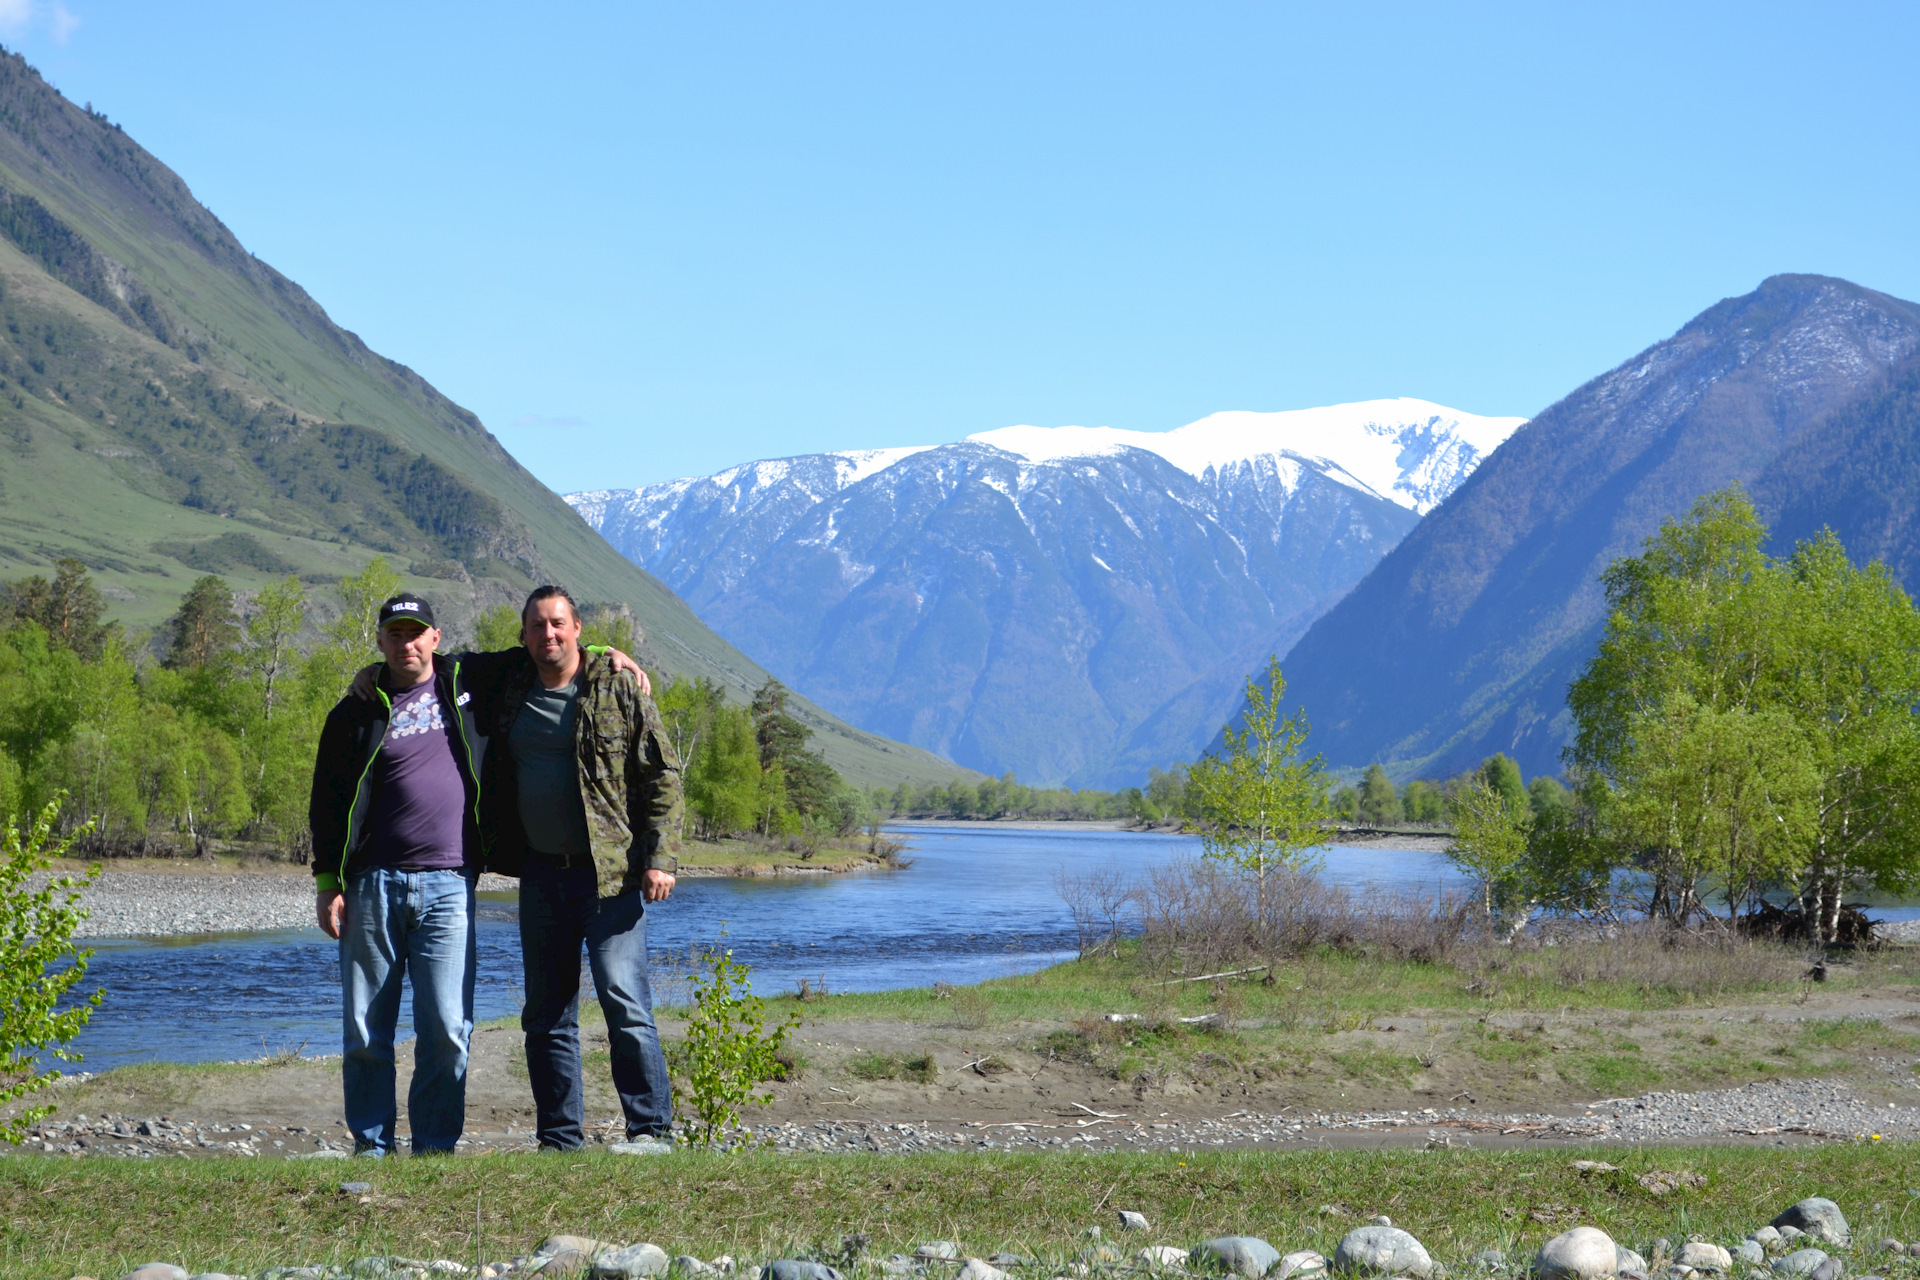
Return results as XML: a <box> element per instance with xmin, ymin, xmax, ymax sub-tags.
<box><xmin>510</xmin><ymin>676</ymin><xmax>592</xmax><ymax>857</ymax></box>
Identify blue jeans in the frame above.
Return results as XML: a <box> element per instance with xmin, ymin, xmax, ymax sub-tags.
<box><xmin>340</xmin><ymin>867</ymin><xmax>475</xmax><ymax>1155</ymax></box>
<box><xmin>519</xmin><ymin>859</ymin><xmax>673</xmax><ymax>1147</ymax></box>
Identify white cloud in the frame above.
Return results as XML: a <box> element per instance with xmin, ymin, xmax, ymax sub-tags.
<box><xmin>0</xmin><ymin>1</ymin><xmax>83</xmax><ymax>43</ymax></box>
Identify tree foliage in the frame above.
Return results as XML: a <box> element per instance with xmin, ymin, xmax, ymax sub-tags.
<box><xmin>680</xmin><ymin>944</ymin><xmax>798</xmax><ymax>1148</ymax></box>
<box><xmin>1187</xmin><ymin>655</ymin><xmax>1329</xmax><ymax>885</ymax></box>
<box><xmin>0</xmin><ymin>795</ymin><xmax>102</xmax><ymax>1140</ymax></box>
<box><xmin>663</xmin><ymin>675</ymin><xmax>866</xmax><ymax>842</ymax></box>
<box><xmin>1562</xmin><ymin>486</ymin><xmax>1920</xmax><ymax>940</ymax></box>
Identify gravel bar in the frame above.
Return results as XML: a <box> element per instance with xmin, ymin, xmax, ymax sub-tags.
<box><xmin>744</xmin><ymin>1076</ymin><xmax>1920</xmax><ymax>1154</ymax></box>
<box><xmin>32</xmin><ymin>870</ymin><xmax>522</xmax><ymax>939</ymax></box>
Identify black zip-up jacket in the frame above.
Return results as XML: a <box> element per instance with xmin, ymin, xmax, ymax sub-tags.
<box><xmin>308</xmin><ymin>653</ymin><xmax>499</xmax><ymax>893</ymax></box>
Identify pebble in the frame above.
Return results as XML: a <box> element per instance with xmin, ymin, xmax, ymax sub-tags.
<box><xmin>1117</xmin><ymin>1211</ymin><xmax>1150</xmax><ymax>1232</ymax></box>
<box><xmin>1738</xmin><ymin>1244</ymin><xmax>1768</xmax><ymax>1266</ymax></box>
<box><xmin>765</xmin><ymin>1263</ymin><xmax>839</xmax><ymax>1280</ymax></box>
<box><xmin>1674</xmin><ymin>1244</ymin><xmax>1731</xmax><ymax>1272</ymax></box>
<box><xmin>1774</xmin><ymin>1200</ymin><xmax>1853</xmax><ymax>1248</ymax></box>
<box><xmin>954</xmin><ymin>1262</ymin><xmax>1005</xmax><ymax>1280</ymax></box>
<box><xmin>1140</xmin><ymin>1248</ymin><xmax>1190</xmax><ymax>1269</ymax></box>
<box><xmin>1335</xmin><ymin>1227</ymin><xmax>1434</xmax><ymax>1279</ymax></box>
<box><xmin>1198</xmin><ymin>1237</ymin><xmax>1281</xmax><ymax>1279</ymax></box>
<box><xmin>596</xmin><ymin>1244</ymin><xmax>671</xmax><ymax>1279</ymax></box>
<box><xmin>1534</xmin><ymin>1229</ymin><xmax>1616</xmax><ymax>1280</ymax></box>
<box><xmin>915</xmin><ymin>1244</ymin><xmax>962</xmax><ymax>1261</ymax></box>
<box><xmin>1773</xmin><ymin>1250</ymin><xmax>1831</xmax><ymax>1277</ymax></box>
<box><xmin>1278</xmin><ymin>1250</ymin><xmax>1330</xmax><ymax>1279</ymax></box>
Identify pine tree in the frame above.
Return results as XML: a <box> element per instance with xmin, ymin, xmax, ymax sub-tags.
<box><xmin>163</xmin><ymin>576</ymin><xmax>239</xmax><ymax>669</ymax></box>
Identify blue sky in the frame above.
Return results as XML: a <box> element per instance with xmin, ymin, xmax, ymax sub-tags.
<box><xmin>7</xmin><ymin>2</ymin><xmax>1919</xmax><ymax>492</ymax></box>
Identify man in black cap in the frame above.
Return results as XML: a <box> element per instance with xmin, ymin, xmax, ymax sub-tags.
<box><xmin>310</xmin><ymin>592</ymin><xmax>482</xmax><ymax>1156</ymax></box>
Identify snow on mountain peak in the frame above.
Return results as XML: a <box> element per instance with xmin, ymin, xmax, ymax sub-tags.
<box><xmin>965</xmin><ymin>398</ymin><xmax>1526</xmax><ymax>513</ymax></box>
<box><xmin>832</xmin><ymin>445</ymin><xmax>937</xmax><ymax>485</ymax></box>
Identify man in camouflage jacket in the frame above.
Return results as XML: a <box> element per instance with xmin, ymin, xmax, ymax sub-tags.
<box><xmin>481</xmin><ymin>585</ymin><xmax>684</xmax><ymax>1151</ymax></box>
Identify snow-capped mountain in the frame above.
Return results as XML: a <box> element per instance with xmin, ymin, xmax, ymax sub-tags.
<box><xmin>968</xmin><ymin>398</ymin><xmax>1521</xmax><ymax>515</ymax></box>
<box><xmin>569</xmin><ymin>400</ymin><xmax>1523</xmax><ymax>786</ymax></box>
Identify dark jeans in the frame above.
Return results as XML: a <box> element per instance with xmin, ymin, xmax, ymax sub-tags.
<box><xmin>518</xmin><ymin>858</ymin><xmax>673</xmax><ymax>1147</ymax></box>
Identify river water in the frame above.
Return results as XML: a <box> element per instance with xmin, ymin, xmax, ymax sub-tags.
<box><xmin>62</xmin><ymin>825</ymin><xmax>1481</xmax><ymax>1073</ymax></box>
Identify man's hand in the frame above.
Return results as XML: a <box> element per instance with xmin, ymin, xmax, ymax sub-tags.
<box><xmin>642</xmin><ymin>868</ymin><xmax>675</xmax><ymax>903</ymax></box>
<box><xmin>316</xmin><ymin>890</ymin><xmax>346</xmax><ymax>939</ymax></box>
<box><xmin>606</xmin><ymin>648</ymin><xmax>651</xmax><ymax>697</ymax></box>
<box><xmin>348</xmin><ymin>663</ymin><xmax>381</xmax><ymax>702</ymax></box>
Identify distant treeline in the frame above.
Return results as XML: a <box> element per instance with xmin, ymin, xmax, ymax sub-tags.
<box><xmin>0</xmin><ymin>557</ymin><xmax>866</xmax><ymax>856</ymax></box>
<box><xmin>866</xmin><ymin>766</ymin><xmax>1192</xmax><ymax>824</ymax></box>
<box><xmin>857</xmin><ymin>754</ymin><xmax>1581</xmax><ymax>832</ymax></box>
<box><xmin>1328</xmin><ymin>756</ymin><xmax>1572</xmax><ymax>829</ymax></box>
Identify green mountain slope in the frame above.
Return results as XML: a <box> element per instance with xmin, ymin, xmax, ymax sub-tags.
<box><xmin>0</xmin><ymin>49</ymin><xmax>969</xmax><ymax>789</ymax></box>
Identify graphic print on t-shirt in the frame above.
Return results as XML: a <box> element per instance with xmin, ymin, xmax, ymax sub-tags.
<box><xmin>360</xmin><ymin>680</ymin><xmax>472</xmax><ymax>871</ymax></box>
<box><xmin>389</xmin><ymin>688</ymin><xmax>445</xmax><ymax>738</ymax></box>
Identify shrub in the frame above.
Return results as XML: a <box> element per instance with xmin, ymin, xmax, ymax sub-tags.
<box><xmin>681</xmin><ymin>944</ymin><xmax>799</xmax><ymax>1147</ymax></box>
<box><xmin>0</xmin><ymin>795</ymin><xmax>102</xmax><ymax>1140</ymax></box>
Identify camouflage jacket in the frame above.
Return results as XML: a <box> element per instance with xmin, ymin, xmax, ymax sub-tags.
<box><xmin>479</xmin><ymin>646</ymin><xmax>683</xmax><ymax>896</ymax></box>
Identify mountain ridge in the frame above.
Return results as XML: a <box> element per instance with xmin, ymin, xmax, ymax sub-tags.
<box><xmin>571</xmin><ymin>400</ymin><xmax>1519</xmax><ymax>785</ymax></box>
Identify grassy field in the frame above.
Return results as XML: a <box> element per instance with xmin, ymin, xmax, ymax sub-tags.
<box><xmin>4</xmin><ymin>1144</ymin><xmax>1918</xmax><ymax>1279</ymax></box>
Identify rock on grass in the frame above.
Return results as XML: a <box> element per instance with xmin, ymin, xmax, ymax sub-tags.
<box><xmin>1773</xmin><ymin>1200</ymin><xmax>1852</xmax><ymax>1249</ymax></box>
<box><xmin>1335</xmin><ymin>1227</ymin><xmax>1434</xmax><ymax>1279</ymax></box>
<box><xmin>1199</xmin><ymin>1237</ymin><xmax>1282</xmax><ymax>1279</ymax></box>
<box><xmin>1534</xmin><ymin>1228</ymin><xmax>1618</xmax><ymax>1280</ymax></box>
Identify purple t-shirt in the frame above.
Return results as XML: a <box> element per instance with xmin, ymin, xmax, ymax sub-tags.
<box><xmin>359</xmin><ymin>680</ymin><xmax>475</xmax><ymax>871</ymax></box>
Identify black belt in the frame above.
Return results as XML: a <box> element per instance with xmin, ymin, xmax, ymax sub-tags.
<box><xmin>527</xmin><ymin>848</ymin><xmax>593</xmax><ymax>869</ymax></box>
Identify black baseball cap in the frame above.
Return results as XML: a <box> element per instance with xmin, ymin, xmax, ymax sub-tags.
<box><xmin>378</xmin><ymin>593</ymin><xmax>436</xmax><ymax>631</ymax></box>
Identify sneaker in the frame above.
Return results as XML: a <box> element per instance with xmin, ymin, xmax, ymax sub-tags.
<box><xmin>608</xmin><ymin>1138</ymin><xmax>675</xmax><ymax>1155</ymax></box>
<box><xmin>351</xmin><ymin>1140</ymin><xmax>387</xmax><ymax>1158</ymax></box>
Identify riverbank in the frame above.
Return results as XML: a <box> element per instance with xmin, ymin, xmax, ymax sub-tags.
<box><xmin>38</xmin><ymin>836</ymin><xmax>898</xmax><ymax>939</ymax></box>
<box><xmin>20</xmin><ymin>929</ymin><xmax>1920</xmax><ymax>1161</ymax></box>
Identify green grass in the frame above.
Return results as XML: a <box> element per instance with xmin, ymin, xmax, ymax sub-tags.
<box><xmin>678</xmin><ymin>837</ymin><xmax>887</xmax><ymax>875</ymax></box>
<box><xmin>768</xmin><ymin>940</ymin><xmax>1915</xmax><ymax>1029</ymax></box>
<box><xmin>843</xmin><ymin>1052</ymin><xmax>939</xmax><ymax>1084</ymax></box>
<box><xmin>4</xmin><ymin>1144</ymin><xmax>1919</xmax><ymax>1280</ymax></box>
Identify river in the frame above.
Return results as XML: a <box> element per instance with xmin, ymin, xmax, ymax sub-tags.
<box><xmin>60</xmin><ymin>825</ymin><xmax>1486</xmax><ymax>1073</ymax></box>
